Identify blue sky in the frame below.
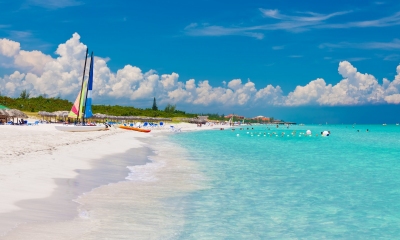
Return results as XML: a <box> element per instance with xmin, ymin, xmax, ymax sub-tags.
<box><xmin>1</xmin><ymin>0</ymin><xmax>400</xmax><ymax>123</ymax></box>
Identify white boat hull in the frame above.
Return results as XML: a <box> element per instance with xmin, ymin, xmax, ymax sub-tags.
<box><xmin>55</xmin><ymin>125</ymin><xmax>107</xmax><ymax>132</ymax></box>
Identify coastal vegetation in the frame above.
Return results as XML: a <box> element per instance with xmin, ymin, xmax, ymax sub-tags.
<box><xmin>0</xmin><ymin>92</ymin><xmax>275</xmax><ymax>121</ymax></box>
<box><xmin>0</xmin><ymin>94</ymin><xmax>198</xmax><ymax>118</ymax></box>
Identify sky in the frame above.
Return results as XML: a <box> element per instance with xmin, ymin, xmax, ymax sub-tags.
<box><xmin>1</xmin><ymin>0</ymin><xmax>400</xmax><ymax>123</ymax></box>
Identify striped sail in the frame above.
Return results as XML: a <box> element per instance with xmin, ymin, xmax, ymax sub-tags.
<box><xmin>68</xmin><ymin>80</ymin><xmax>87</xmax><ymax>118</ymax></box>
<box><xmin>84</xmin><ymin>53</ymin><xmax>94</xmax><ymax>118</ymax></box>
<box><xmin>68</xmin><ymin>91</ymin><xmax>81</xmax><ymax>118</ymax></box>
<box><xmin>68</xmin><ymin>49</ymin><xmax>89</xmax><ymax>119</ymax></box>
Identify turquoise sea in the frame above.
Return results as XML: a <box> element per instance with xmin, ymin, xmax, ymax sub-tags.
<box><xmin>4</xmin><ymin>124</ymin><xmax>400</xmax><ymax>239</ymax></box>
<box><xmin>166</xmin><ymin>124</ymin><xmax>400</xmax><ymax>239</ymax></box>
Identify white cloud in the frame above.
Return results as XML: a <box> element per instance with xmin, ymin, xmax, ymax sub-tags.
<box><xmin>0</xmin><ymin>37</ymin><xmax>53</xmax><ymax>74</ymax></box>
<box><xmin>320</xmin><ymin>39</ymin><xmax>400</xmax><ymax>50</ymax></box>
<box><xmin>27</xmin><ymin>0</ymin><xmax>83</xmax><ymax>9</ymax></box>
<box><xmin>14</xmin><ymin>50</ymin><xmax>53</xmax><ymax>75</ymax></box>
<box><xmin>259</xmin><ymin>9</ymin><xmax>350</xmax><ymax>22</ymax></box>
<box><xmin>184</xmin><ymin>9</ymin><xmax>400</xmax><ymax>39</ymax></box>
<box><xmin>384</xmin><ymin>54</ymin><xmax>400</xmax><ymax>61</ymax></box>
<box><xmin>0</xmin><ymin>39</ymin><xmax>20</xmax><ymax>57</ymax></box>
<box><xmin>1</xmin><ymin>34</ymin><xmax>400</xmax><ymax>109</ymax></box>
<box><xmin>272</xmin><ymin>46</ymin><xmax>284</xmax><ymax>50</ymax></box>
<box><xmin>384</xmin><ymin>94</ymin><xmax>400</xmax><ymax>103</ymax></box>
<box><xmin>284</xmin><ymin>61</ymin><xmax>387</xmax><ymax>106</ymax></box>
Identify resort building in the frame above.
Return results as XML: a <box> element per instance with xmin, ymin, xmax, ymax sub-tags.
<box><xmin>252</xmin><ymin>115</ymin><xmax>271</xmax><ymax>122</ymax></box>
<box><xmin>224</xmin><ymin>114</ymin><xmax>245</xmax><ymax>120</ymax></box>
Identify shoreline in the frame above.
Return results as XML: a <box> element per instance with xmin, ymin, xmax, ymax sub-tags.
<box><xmin>0</xmin><ymin>122</ymin><xmax>213</xmax><ymax>238</ymax></box>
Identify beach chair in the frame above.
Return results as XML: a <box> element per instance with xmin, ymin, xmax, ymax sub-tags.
<box><xmin>130</xmin><ymin>123</ymin><xmax>134</xmax><ymax>127</ymax></box>
<box><xmin>143</xmin><ymin>122</ymin><xmax>149</xmax><ymax>128</ymax></box>
<box><xmin>159</xmin><ymin>122</ymin><xmax>165</xmax><ymax>128</ymax></box>
<box><xmin>34</xmin><ymin>121</ymin><xmax>39</xmax><ymax>125</ymax></box>
<box><xmin>170</xmin><ymin>125</ymin><xmax>182</xmax><ymax>132</ymax></box>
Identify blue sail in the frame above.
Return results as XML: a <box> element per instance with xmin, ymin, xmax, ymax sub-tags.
<box><xmin>84</xmin><ymin>53</ymin><xmax>94</xmax><ymax>118</ymax></box>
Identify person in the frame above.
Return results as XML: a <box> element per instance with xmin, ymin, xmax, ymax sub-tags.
<box><xmin>366</xmin><ymin>129</ymin><xmax>369</xmax><ymax>132</ymax></box>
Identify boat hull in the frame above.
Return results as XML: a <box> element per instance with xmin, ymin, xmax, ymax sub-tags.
<box><xmin>55</xmin><ymin>125</ymin><xmax>108</xmax><ymax>132</ymax></box>
<box><xmin>119</xmin><ymin>125</ymin><xmax>151</xmax><ymax>133</ymax></box>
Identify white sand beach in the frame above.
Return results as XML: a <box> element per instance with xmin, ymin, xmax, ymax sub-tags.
<box><xmin>0</xmin><ymin>121</ymin><xmax>220</xmax><ymax>239</ymax></box>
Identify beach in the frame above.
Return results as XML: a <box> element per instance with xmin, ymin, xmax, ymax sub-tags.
<box><xmin>0</xmin><ymin>122</ymin><xmax>215</xmax><ymax>239</ymax></box>
<box><xmin>3</xmin><ymin>123</ymin><xmax>400</xmax><ymax>239</ymax></box>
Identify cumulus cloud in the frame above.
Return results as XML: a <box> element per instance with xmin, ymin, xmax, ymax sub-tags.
<box><xmin>0</xmin><ymin>38</ymin><xmax>53</xmax><ymax>74</ymax></box>
<box><xmin>0</xmin><ymin>39</ymin><xmax>20</xmax><ymax>57</ymax></box>
<box><xmin>284</xmin><ymin>61</ymin><xmax>388</xmax><ymax>106</ymax></box>
<box><xmin>1</xmin><ymin>33</ymin><xmax>400</xmax><ymax>108</ymax></box>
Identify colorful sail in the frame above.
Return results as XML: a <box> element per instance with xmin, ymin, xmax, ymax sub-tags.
<box><xmin>68</xmin><ymin>91</ymin><xmax>81</xmax><ymax>118</ymax></box>
<box><xmin>68</xmin><ymin>79</ymin><xmax>87</xmax><ymax>118</ymax></box>
<box><xmin>84</xmin><ymin>53</ymin><xmax>94</xmax><ymax>118</ymax></box>
<box><xmin>68</xmin><ymin>49</ymin><xmax>88</xmax><ymax>119</ymax></box>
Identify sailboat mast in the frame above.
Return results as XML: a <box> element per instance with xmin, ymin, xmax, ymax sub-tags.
<box><xmin>83</xmin><ymin>51</ymin><xmax>93</xmax><ymax>124</ymax></box>
<box><xmin>77</xmin><ymin>48</ymin><xmax>89</xmax><ymax>123</ymax></box>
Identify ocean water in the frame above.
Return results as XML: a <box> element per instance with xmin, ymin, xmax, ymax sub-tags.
<box><xmin>165</xmin><ymin>124</ymin><xmax>400</xmax><ymax>239</ymax></box>
<box><xmin>5</xmin><ymin>124</ymin><xmax>400</xmax><ymax>239</ymax></box>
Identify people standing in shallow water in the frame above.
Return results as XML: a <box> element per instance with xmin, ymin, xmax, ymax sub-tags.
<box><xmin>366</xmin><ymin>129</ymin><xmax>369</xmax><ymax>132</ymax></box>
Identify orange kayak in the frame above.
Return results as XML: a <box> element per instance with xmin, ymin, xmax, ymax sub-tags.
<box><xmin>119</xmin><ymin>125</ymin><xmax>151</xmax><ymax>133</ymax></box>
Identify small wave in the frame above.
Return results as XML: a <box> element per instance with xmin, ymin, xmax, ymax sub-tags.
<box><xmin>125</xmin><ymin>160</ymin><xmax>165</xmax><ymax>182</ymax></box>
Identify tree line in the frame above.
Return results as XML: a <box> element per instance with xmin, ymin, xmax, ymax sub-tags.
<box><xmin>0</xmin><ymin>91</ymin><xmax>276</xmax><ymax>121</ymax></box>
<box><xmin>0</xmin><ymin>93</ymin><xmax>196</xmax><ymax>118</ymax></box>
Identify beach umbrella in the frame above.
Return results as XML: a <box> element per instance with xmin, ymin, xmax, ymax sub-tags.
<box><xmin>0</xmin><ymin>109</ymin><xmax>8</xmax><ymax>116</ymax></box>
<box><xmin>52</xmin><ymin>111</ymin><xmax>69</xmax><ymax>122</ymax></box>
<box><xmin>38</xmin><ymin>111</ymin><xmax>52</xmax><ymax>116</ymax></box>
<box><xmin>53</xmin><ymin>111</ymin><xmax>69</xmax><ymax>117</ymax></box>
<box><xmin>5</xmin><ymin>109</ymin><xmax>28</xmax><ymax>118</ymax></box>
<box><xmin>4</xmin><ymin>109</ymin><xmax>28</xmax><ymax>124</ymax></box>
<box><xmin>0</xmin><ymin>109</ymin><xmax>9</xmax><ymax>123</ymax></box>
<box><xmin>93</xmin><ymin>113</ymin><xmax>107</xmax><ymax>119</ymax></box>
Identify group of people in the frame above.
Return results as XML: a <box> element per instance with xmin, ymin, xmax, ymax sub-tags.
<box><xmin>1</xmin><ymin>119</ymin><xmax>24</xmax><ymax>125</ymax></box>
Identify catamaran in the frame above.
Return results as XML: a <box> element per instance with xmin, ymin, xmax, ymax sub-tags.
<box><xmin>55</xmin><ymin>49</ymin><xmax>107</xmax><ymax>132</ymax></box>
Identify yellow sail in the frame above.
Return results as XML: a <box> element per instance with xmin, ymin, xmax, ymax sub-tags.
<box><xmin>68</xmin><ymin>80</ymin><xmax>87</xmax><ymax>119</ymax></box>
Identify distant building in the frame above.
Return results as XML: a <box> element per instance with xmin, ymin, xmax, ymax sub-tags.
<box><xmin>224</xmin><ymin>114</ymin><xmax>244</xmax><ymax>120</ymax></box>
<box><xmin>252</xmin><ymin>115</ymin><xmax>270</xmax><ymax>122</ymax></box>
<box><xmin>197</xmin><ymin>116</ymin><xmax>209</xmax><ymax>121</ymax></box>
<box><xmin>272</xmin><ymin>119</ymin><xmax>285</xmax><ymax>124</ymax></box>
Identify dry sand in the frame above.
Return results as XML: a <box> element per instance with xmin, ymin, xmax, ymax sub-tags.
<box><xmin>0</xmin><ymin>121</ymin><xmax>221</xmax><ymax>237</ymax></box>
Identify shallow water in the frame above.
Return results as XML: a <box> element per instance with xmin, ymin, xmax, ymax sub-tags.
<box><xmin>168</xmin><ymin>124</ymin><xmax>400</xmax><ymax>239</ymax></box>
<box><xmin>4</xmin><ymin>124</ymin><xmax>400</xmax><ymax>239</ymax></box>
